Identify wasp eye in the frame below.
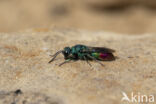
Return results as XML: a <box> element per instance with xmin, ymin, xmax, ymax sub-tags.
<box><xmin>65</xmin><ymin>50</ymin><xmax>68</xmax><ymax>54</ymax></box>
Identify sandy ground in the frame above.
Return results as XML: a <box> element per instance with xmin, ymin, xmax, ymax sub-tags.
<box><xmin>0</xmin><ymin>29</ymin><xmax>156</xmax><ymax>104</ymax></box>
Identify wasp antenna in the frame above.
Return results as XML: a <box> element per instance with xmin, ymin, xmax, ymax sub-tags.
<box><xmin>48</xmin><ymin>50</ymin><xmax>63</xmax><ymax>63</ymax></box>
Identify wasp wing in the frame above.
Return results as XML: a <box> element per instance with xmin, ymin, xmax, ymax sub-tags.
<box><xmin>86</xmin><ymin>46</ymin><xmax>115</xmax><ymax>53</ymax></box>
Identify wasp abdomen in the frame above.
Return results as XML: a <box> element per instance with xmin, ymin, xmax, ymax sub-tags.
<box><xmin>91</xmin><ymin>52</ymin><xmax>115</xmax><ymax>61</ymax></box>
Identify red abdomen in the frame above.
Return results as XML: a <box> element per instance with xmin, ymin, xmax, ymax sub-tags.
<box><xmin>91</xmin><ymin>52</ymin><xmax>115</xmax><ymax>61</ymax></box>
<box><xmin>99</xmin><ymin>53</ymin><xmax>115</xmax><ymax>61</ymax></box>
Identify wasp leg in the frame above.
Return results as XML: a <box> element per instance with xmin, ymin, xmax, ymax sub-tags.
<box><xmin>59</xmin><ymin>59</ymin><xmax>71</xmax><ymax>66</ymax></box>
<box><xmin>84</xmin><ymin>56</ymin><xmax>92</xmax><ymax>67</ymax></box>
<box><xmin>87</xmin><ymin>55</ymin><xmax>104</xmax><ymax>66</ymax></box>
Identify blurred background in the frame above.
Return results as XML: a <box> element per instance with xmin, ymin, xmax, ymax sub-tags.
<box><xmin>1</xmin><ymin>0</ymin><xmax>156</xmax><ymax>34</ymax></box>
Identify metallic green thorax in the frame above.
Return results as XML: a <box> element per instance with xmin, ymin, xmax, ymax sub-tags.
<box><xmin>66</xmin><ymin>45</ymin><xmax>104</xmax><ymax>60</ymax></box>
<box><xmin>70</xmin><ymin>45</ymin><xmax>89</xmax><ymax>59</ymax></box>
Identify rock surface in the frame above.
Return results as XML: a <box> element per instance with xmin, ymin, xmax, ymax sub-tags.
<box><xmin>0</xmin><ymin>29</ymin><xmax>156</xmax><ymax>104</ymax></box>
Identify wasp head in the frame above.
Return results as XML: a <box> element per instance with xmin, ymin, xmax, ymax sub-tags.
<box><xmin>62</xmin><ymin>47</ymin><xmax>71</xmax><ymax>59</ymax></box>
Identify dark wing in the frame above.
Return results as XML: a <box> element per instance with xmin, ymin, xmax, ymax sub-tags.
<box><xmin>86</xmin><ymin>46</ymin><xmax>115</xmax><ymax>53</ymax></box>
